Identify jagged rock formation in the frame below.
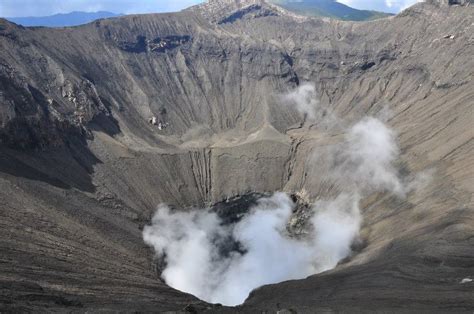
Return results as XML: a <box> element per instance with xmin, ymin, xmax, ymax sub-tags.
<box><xmin>427</xmin><ymin>0</ymin><xmax>474</xmax><ymax>5</ymax></box>
<box><xmin>0</xmin><ymin>0</ymin><xmax>473</xmax><ymax>312</ymax></box>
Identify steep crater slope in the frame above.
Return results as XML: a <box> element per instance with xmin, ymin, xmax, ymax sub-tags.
<box><xmin>0</xmin><ymin>0</ymin><xmax>473</xmax><ymax>312</ymax></box>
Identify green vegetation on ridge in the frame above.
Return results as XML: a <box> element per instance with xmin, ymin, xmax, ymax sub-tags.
<box><xmin>269</xmin><ymin>0</ymin><xmax>393</xmax><ymax>21</ymax></box>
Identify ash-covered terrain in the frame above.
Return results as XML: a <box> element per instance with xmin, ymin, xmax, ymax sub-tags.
<box><xmin>0</xmin><ymin>0</ymin><xmax>473</xmax><ymax>312</ymax></box>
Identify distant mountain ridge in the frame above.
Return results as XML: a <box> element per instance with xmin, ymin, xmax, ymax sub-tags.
<box><xmin>3</xmin><ymin>0</ymin><xmax>393</xmax><ymax>28</ymax></box>
<box><xmin>268</xmin><ymin>0</ymin><xmax>393</xmax><ymax>20</ymax></box>
<box><xmin>6</xmin><ymin>11</ymin><xmax>122</xmax><ymax>27</ymax></box>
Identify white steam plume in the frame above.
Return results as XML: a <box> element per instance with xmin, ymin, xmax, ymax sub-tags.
<box><xmin>283</xmin><ymin>82</ymin><xmax>320</xmax><ymax>121</ymax></box>
<box><xmin>143</xmin><ymin>84</ymin><xmax>417</xmax><ymax>306</ymax></box>
<box><xmin>143</xmin><ymin>192</ymin><xmax>363</xmax><ymax>306</ymax></box>
<box><xmin>283</xmin><ymin>83</ymin><xmax>340</xmax><ymax>129</ymax></box>
<box><xmin>333</xmin><ymin>117</ymin><xmax>404</xmax><ymax>195</ymax></box>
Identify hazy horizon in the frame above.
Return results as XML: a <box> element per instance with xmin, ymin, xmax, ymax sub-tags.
<box><xmin>1</xmin><ymin>0</ymin><xmax>421</xmax><ymax>18</ymax></box>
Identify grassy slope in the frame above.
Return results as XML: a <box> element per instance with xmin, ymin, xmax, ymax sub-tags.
<box><xmin>269</xmin><ymin>0</ymin><xmax>393</xmax><ymax>21</ymax></box>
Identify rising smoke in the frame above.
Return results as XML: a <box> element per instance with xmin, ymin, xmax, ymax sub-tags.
<box><xmin>143</xmin><ymin>83</ymin><xmax>411</xmax><ymax>306</ymax></box>
<box><xmin>144</xmin><ymin>192</ymin><xmax>364</xmax><ymax>306</ymax></box>
<box><xmin>282</xmin><ymin>82</ymin><xmax>340</xmax><ymax>129</ymax></box>
<box><xmin>283</xmin><ymin>82</ymin><xmax>320</xmax><ymax>121</ymax></box>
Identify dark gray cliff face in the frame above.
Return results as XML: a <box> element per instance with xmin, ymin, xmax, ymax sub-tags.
<box><xmin>0</xmin><ymin>0</ymin><xmax>473</xmax><ymax>312</ymax></box>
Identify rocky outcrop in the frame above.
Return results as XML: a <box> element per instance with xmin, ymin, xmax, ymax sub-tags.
<box><xmin>0</xmin><ymin>19</ymin><xmax>115</xmax><ymax>150</ymax></box>
<box><xmin>426</xmin><ymin>0</ymin><xmax>474</xmax><ymax>5</ymax></box>
<box><xmin>188</xmin><ymin>0</ymin><xmax>304</xmax><ymax>23</ymax></box>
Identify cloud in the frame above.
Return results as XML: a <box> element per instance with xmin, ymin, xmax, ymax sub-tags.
<box><xmin>384</xmin><ymin>0</ymin><xmax>424</xmax><ymax>10</ymax></box>
<box><xmin>0</xmin><ymin>0</ymin><xmax>203</xmax><ymax>17</ymax></box>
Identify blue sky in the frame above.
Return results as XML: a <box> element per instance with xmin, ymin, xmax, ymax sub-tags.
<box><xmin>0</xmin><ymin>0</ymin><xmax>422</xmax><ymax>18</ymax></box>
<box><xmin>0</xmin><ymin>0</ymin><xmax>203</xmax><ymax>17</ymax></box>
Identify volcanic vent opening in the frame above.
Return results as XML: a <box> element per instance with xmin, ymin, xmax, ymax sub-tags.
<box><xmin>142</xmin><ymin>116</ymin><xmax>418</xmax><ymax>306</ymax></box>
<box><xmin>143</xmin><ymin>192</ymin><xmax>363</xmax><ymax>306</ymax></box>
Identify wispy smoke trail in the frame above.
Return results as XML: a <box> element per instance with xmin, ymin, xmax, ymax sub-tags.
<box><xmin>326</xmin><ymin>117</ymin><xmax>404</xmax><ymax>196</ymax></box>
<box><xmin>283</xmin><ymin>82</ymin><xmax>320</xmax><ymax>121</ymax></box>
<box><xmin>282</xmin><ymin>82</ymin><xmax>340</xmax><ymax>128</ymax></box>
<box><xmin>143</xmin><ymin>83</ymin><xmax>420</xmax><ymax>306</ymax></box>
